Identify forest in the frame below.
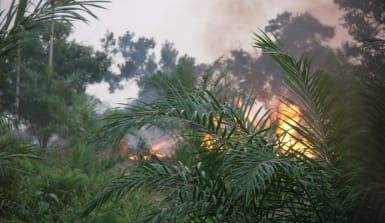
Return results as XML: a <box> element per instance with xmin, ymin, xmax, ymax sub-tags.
<box><xmin>0</xmin><ymin>0</ymin><xmax>384</xmax><ymax>222</ymax></box>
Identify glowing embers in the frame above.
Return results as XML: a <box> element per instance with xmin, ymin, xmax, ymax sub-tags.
<box><xmin>129</xmin><ymin>154</ymin><xmax>150</xmax><ymax>161</ymax></box>
<box><xmin>276</xmin><ymin>101</ymin><xmax>314</xmax><ymax>158</ymax></box>
<box><xmin>119</xmin><ymin>138</ymin><xmax>169</xmax><ymax>161</ymax></box>
<box><xmin>202</xmin><ymin>133</ymin><xmax>217</xmax><ymax>151</ymax></box>
<box><xmin>149</xmin><ymin>141</ymin><xmax>168</xmax><ymax>158</ymax></box>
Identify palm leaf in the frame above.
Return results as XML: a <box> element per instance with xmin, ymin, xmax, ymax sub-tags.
<box><xmin>0</xmin><ymin>0</ymin><xmax>110</xmax><ymax>59</ymax></box>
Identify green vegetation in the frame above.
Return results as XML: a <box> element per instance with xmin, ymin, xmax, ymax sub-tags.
<box><xmin>0</xmin><ymin>0</ymin><xmax>384</xmax><ymax>222</ymax></box>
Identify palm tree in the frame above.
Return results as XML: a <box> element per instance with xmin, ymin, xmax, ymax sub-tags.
<box><xmin>0</xmin><ymin>0</ymin><xmax>109</xmax><ymax>59</ymax></box>
<box><xmin>83</xmin><ymin>33</ymin><xmax>356</xmax><ymax>222</ymax></box>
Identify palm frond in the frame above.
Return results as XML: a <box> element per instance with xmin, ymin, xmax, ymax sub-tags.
<box><xmin>253</xmin><ymin>32</ymin><xmax>353</xmax><ymax>161</ymax></box>
<box><xmin>0</xmin><ymin>118</ymin><xmax>39</xmax><ymax>218</ymax></box>
<box><xmin>0</xmin><ymin>0</ymin><xmax>110</xmax><ymax>59</ymax></box>
<box><xmin>0</xmin><ymin>115</ymin><xmax>13</xmax><ymax>136</ymax></box>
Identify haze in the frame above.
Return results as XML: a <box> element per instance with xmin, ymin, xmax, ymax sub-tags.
<box><xmin>68</xmin><ymin>0</ymin><xmax>349</xmax><ymax>106</ymax></box>
<box><xmin>1</xmin><ymin>0</ymin><xmax>349</xmax><ymax>106</ymax></box>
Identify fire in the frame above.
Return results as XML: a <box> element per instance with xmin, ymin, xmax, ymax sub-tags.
<box><xmin>276</xmin><ymin>103</ymin><xmax>301</xmax><ymax>149</ymax></box>
<box><xmin>276</xmin><ymin>101</ymin><xmax>314</xmax><ymax>158</ymax></box>
<box><xmin>201</xmin><ymin>96</ymin><xmax>248</xmax><ymax>151</ymax></box>
<box><xmin>128</xmin><ymin>141</ymin><xmax>168</xmax><ymax>160</ymax></box>
<box><xmin>129</xmin><ymin>154</ymin><xmax>140</xmax><ymax>160</ymax></box>
<box><xmin>119</xmin><ymin>137</ymin><xmax>169</xmax><ymax>161</ymax></box>
<box><xmin>199</xmin><ymin>96</ymin><xmax>314</xmax><ymax>158</ymax></box>
<box><xmin>234</xmin><ymin>96</ymin><xmax>243</xmax><ymax>108</ymax></box>
<box><xmin>202</xmin><ymin>133</ymin><xmax>216</xmax><ymax>151</ymax></box>
<box><xmin>129</xmin><ymin>155</ymin><xmax>151</xmax><ymax>160</ymax></box>
<box><xmin>150</xmin><ymin>141</ymin><xmax>168</xmax><ymax>158</ymax></box>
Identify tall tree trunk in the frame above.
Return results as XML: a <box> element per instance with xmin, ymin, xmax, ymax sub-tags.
<box><xmin>15</xmin><ymin>41</ymin><xmax>21</xmax><ymax>119</ymax></box>
<box><xmin>48</xmin><ymin>0</ymin><xmax>55</xmax><ymax>77</ymax></box>
<box><xmin>48</xmin><ymin>15</ymin><xmax>54</xmax><ymax>67</ymax></box>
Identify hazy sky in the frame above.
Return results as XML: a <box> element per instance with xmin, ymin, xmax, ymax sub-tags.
<box><xmin>73</xmin><ymin>0</ymin><xmax>346</xmax><ymax>60</ymax></box>
<box><xmin>71</xmin><ymin>0</ymin><xmax>348</xmax><ymax>107</ymax></box>
<box><xmin>74</xmin><ymin>0</ymin><xmax>347</xmax><ymax>59</ymax></box>
<box><xmin>2</xmin><ymin>0</ymin><xmax>349</xmax><ymax>107</ymax></box>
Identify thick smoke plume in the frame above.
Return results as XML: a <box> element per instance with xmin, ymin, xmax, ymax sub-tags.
<box><xmin>190</xmin><ymin>0</ymin><xmax>349</xmax><ymax>60</ymax></box>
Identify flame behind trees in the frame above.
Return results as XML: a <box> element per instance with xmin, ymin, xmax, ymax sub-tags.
<box><xmin>276</xmin><ymin>101</ymin><xmax>314</xmax><ymax>158</ymax></box>
<box><xmin>119</xmin><ymin>138</ymin><xmax>169</xmax><ymax>161</ymax></box>
<box><xmin>201</xmin><ymin>96</ymin><xmax>314</xmax><ymax>158</ymax></box>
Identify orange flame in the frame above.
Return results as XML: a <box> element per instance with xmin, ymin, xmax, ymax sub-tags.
<box><xmin>234</xmin><ymin>96</ymin><xmax>243</xmax><ymax>108</ymax></box>
<box><xmin>129</xmin><ymin>155</ymin><xmax>151</xmax><ymax>161</ymax></box>
<box><xmin>129</xmin><ymin>155</ymin><xmax>140</xmax><ymax>161</ymax></box>
<box><xmin>276</xmin><ymin>101</ymin><xmax>314</xmax><ymax>158</ymax></box>
<box><xmin>202</xmin><ymin>133</ymin><xmax>216</xmax><ymax>151</ymax></box>
<box><xmin>150</xmin><ymin>141</ymin><xmax>168</xmax><ymax>158</ymax></box>
<box><xmin>120</xmin><ymin>137</ymin><xmax>169</xmax><ymax>161</ymax></box>
<box><xmin>201</xmin><ymin>96</ymin><xmax>245</xmax><ymax>151</ymax></box>
<box><xmin>200</xmin><ymin>96</ymin><xmax>314</xmax><ymax>158</ymax></box>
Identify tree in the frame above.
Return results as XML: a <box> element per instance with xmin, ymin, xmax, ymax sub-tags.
<box><xmin>335</xmin><ymin>0</ymin><xmax>385</xmax><ymax>81</ymax></box>
<box><xmin>334</xmin><ymin>2</ymin><xmax>385</xmax><ymax>222</ymax></box>
<box><xmin>0</xmin><ymin>21</ymin><xmax>113</xmax><ymax>147</ymax></box>
<box><xmin>222</xmin><ymin>12</ymin><xmax>340</xmax><ymax>105</ymax></box>
<box><xmin>117</xmin><ymin>31</ymin><xmax>156</xmax><ymax>79</ymax></box>
<box><xmin>0</xmin><ymin>1</ymin><xmax>110</xmax><ymax>148</ymax></box>
<box><xmin>159</xmin><ymin>41</ymin><xmax>178</xmax><ymax>74</ymax></box>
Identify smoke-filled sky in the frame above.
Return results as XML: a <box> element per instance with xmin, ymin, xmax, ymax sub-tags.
<box><xmin>72</xmin><ymin>0</ymin><xmax>350</xmax><ymax>106</ymax></box>
<box><xmin>73</xmin><ymin>0</ymin><xmax>347</xmax><ymax>104</ymax></box>
<box><xmin>74</xmin><ymin>0</ymin><xmax>347</xmax><ymax>62</ymax></box>
<box><xmin>2</xmin><ymin>0</ymin><xmax>350</xmax><ymax>106</ymax></box>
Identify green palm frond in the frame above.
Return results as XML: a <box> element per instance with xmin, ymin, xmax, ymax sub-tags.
<box><xmin>253</xmin><ymin>32</ymin><xmax>352</xmax><ymax>161</ymax></box>
<box><xmin>97</xmin><ymin>84</ymin><xmax>271</xmax><ymax>153</ymax></box>
<box><xmin>0</xmin><ymin>139</ymin><xmax>38</xmax><ymax>175</ymax></box>
<box><xmin>0</xmin><ymin>114</ymin><xmax>39</xmax><ymax>175</ymax></box>
<box><xmin>0</xmin><ymin>115</ymin><xmax>39</xmax><ymax>218</ymax></box>
<box><xmin>0</xmin><ymin>115</ymin><xmax>13</xmax><ymax>136</ymax></box>
<box><xmin>253</xmin><ymin>32</ymin><xmax>363</xmax><ymax>221</ymax></box>
<box><xmin>0</xmin><ymin>0</ymin><xmax>110</xmax><ymax>59</ymax></box>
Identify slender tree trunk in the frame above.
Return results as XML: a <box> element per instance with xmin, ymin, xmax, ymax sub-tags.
<box><xmin>15</xmin><ymin>41</ymin><xmax>21</xmax><ymax>119</ymax></box>
<box><xmin>47</xmin><ymin>0</ymin><xmax>55</xmax><ymax>89</ymax></box>
<box><xmin>48</xmin><ymin>7</ymin><xmax>55</xmax><ymax>67</ymax></box>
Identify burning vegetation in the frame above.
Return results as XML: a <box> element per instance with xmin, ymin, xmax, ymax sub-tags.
<box><xmin>201</xmin><ymin>96</ymin><xmax>315</xmax><ymax>158</ymax></box>
<box><xmin>275</xmin><ymin>101</ymin><xmax>315</xmax><ymax>158</ymax></box>
<box><xmin>119</xmin><ymin>136</ymin><xmax>171</xmax><ymax>161</ymax></box>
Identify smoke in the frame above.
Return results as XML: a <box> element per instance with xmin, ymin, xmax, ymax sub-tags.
<box><xmin>123</xmin><ymin>127</ymin><xmax>177</xmax><ymax>156</ymax></box>
<box><xmin>189</xmin><ymin>0</ymin><xmax>349</xmax><ymax>61</ymax></box>
<box><xmin>198</xmin><ymin>0</ymin><xmax>267</xmax><ymax>60</ymax></box>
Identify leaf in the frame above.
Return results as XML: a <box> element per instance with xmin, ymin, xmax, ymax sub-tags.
<box><xmin>38</xmin><ymin>201</ymin><xmax>50</xmax><ymax>213</ymax></box>
<box><xmin>49</xmin><ymin>193</ymin><xmax>60</xmax><ymax>203</ymax></box>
